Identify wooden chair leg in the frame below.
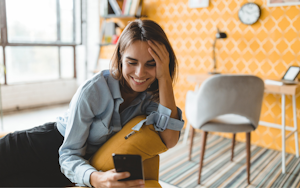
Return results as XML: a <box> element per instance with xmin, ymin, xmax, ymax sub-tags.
<box><xmin>231</xmin><ymin>133</ymin><xmax>236</xmax><ymax>161</ymax></box>
<box><xmin>198</xmin><ymin>131</ymin><xmax>208</xmax><ymax>184</ymax></box>
<box><xmin>188</xmin><ymin>127</ymin><xmax>195</xmax><ymax>161</ymax></box>
<box><xmin>246</xmin><ymin>132</ymin><xmax>251</xmax><ymax>184</ymax></box>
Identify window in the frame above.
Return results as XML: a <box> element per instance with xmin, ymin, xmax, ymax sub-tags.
<box><xmin>0</xmin><ymin>46</ymin><xmax>4</xmax><ymax>84</ymax></box>
<box><xmin>5</xmin><ymin>46</ymin><xmax>59</xmax><ymax>83</ymax></box>
<box><xmin>60</xmin><ymin>46</ymin><xmax>74</xmax><ymax>79</ymax></box>
<box><xmin>6</xmin><ymin>0</ymin><xmax>57</xmax><ymax>43</ymax></box>
<box><xmin>0</xmin><ymin>0</ymin><xmax>81</xmax><ymax>85</ymax></box>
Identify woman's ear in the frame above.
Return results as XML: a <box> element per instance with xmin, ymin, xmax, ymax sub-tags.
<box><xmin>119</xmin><ymin>60</ymin><xmax>123</xmax><ymax>70</ymax></box>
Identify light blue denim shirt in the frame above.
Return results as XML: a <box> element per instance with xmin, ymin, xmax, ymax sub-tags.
<box><xmin>56</xmin><ymin>70</ymin><xmax>184</xmax><ymax>187</ymax></box>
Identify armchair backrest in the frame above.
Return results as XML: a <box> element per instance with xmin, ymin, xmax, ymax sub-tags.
<box><xmin>191</xmin><ymin>75</ymin><xmax>264</xmax><ymax>129</ymax></box>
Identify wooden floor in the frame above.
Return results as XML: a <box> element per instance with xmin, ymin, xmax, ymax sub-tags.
<box><xmin>159</xmin><ymin>132</ymin><xmax>300</xmax><ymax>188</ymax></box>
<box><xmin>1</xmin><ymin>104</ymin><xmax>68</xmax><ymax>132</ymax></box>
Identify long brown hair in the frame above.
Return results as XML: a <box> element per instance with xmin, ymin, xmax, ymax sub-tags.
<box><xmin>110</xmin><ymin>19</ymin><xmax>178</xmax><ymax>102</ymax></box>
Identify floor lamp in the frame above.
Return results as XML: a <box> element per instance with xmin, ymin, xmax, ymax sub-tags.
<box><xmin>209</xmin><ymin>28</ymin><xmax>227</xmax><ymax>74</ymax></box>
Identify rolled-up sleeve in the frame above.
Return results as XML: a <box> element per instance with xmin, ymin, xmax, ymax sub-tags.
<box><xmin>132</xmin><ymin>102</ymin><xmax>184</xmax><ymax>132</ymax></box>
<box><xmin>155</xmin><ymin>104</ymin><xmax>184</xmax><ymax>131</ymax></box>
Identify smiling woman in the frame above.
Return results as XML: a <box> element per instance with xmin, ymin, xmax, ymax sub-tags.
<box><xmin>0</xmin><ymin>19</ymin><xmax>184</xmax><ymax>188</ymax></box>
<box><xmin>110</xmin><ymin>19</ymin><xmax>178</xmax><ymax>103</ymax></box>
<box><xmin>122</xmin><ymin>41</ymin><xmax>157</xmax><ymax>93</ymax></box>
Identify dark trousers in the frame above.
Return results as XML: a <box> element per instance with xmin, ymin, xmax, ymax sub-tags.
<box><xmin>0</xmin><ymin>122</ymin><xmax>72</xmax><ymax>187</ymax></box>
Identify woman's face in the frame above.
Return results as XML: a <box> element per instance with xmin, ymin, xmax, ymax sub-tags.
<box><xmin>122</xmin><ymin>40</ymin><xmax>157</xmax><ymax>93</ymax></box>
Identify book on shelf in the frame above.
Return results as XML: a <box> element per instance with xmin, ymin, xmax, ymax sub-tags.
<box><xmin>123</xmin><ymin>0</ymin><xmax>132</xmax><ymax>15</ymax></box>
<box><xmin>135</xmin><ymin>0</ymin><xmax>143</xmax><ymax>16</ymax></box>
<box><xmin>116</xmin><ymin>0</ymin><xmax>123</xmax><ymax>11</ymax></box>
<box><xmin>101</xmin><ymin>0</ymin><xmax>143</xmax><ymax>16</ymax></box>
<box><xmin>108</xmin><ymin>0</ymin><xmax>122</xmax><ymax>15</ymax></box>
<box><xmin>121</xmin><ymin>0</ymin><xmax>127</xmax><ymax>14</ymax></box>
<box><xmin>100</xmin><ymin>0</ymin><xmax>108</xmax><ymax>16</ymax></box>
<box><xmin>102</xmin><ymin>22</ymin><xmax>122</xmax><ymax>44</ymax></box>
<box><xmin>129</xmin><ymin>0</ymin><xmax>141</xmax><ymax>16</ymax></box>
<box><xmin>104</xmin><ymin>22</ymin><xmax>116</xmax><ymax>43</ymax></box>
<box><xmin>100</xmin><ymin>0</ymin><xmax>121</xmax><ymax>16</ymax></box>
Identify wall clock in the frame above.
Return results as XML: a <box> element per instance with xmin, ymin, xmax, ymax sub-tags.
<box><xmin>238</xmin><ymin>3</ymin><xmax>261</xmax><ymax>25</ymax></box>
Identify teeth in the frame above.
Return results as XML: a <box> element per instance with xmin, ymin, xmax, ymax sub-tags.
<box><xmin>133</xmin><ymin>78</ymin><xmax>146</xmax><ymax>83</ymax></box>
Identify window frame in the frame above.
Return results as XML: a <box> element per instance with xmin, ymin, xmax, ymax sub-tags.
<box><xmin>0</xmin><ymin>0</ymin><xmax>82</xmax><ymax>85</ymax></box>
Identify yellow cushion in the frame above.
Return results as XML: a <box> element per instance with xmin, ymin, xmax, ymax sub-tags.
<box><xmin>144</xmin><ymin>180</ymin><xmax>162</xmax><ymax>188</ymax></box>
<box><xmin>143</xmin><ymin>155</ymin><xmax>160</xmax><ymax>181</ymax></box>
<box><xmin>90</xmin><ymin>115</ymin><xmax>168</xmax><ymax>172</ymax></box>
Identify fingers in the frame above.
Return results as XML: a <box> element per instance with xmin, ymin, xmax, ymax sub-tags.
<box><xmin>148</xmin><ymin>47</ymin><xmax>160</xmax><ymax>64</ymax></box>
<box><xmin>157</xmin><ymin>41</ymin><xmax>169</xmax><ymax>55</ymax></box>
<box><xmin>108</xmin><ymin>172</ymin><xmax>144</xmax><ymax>187</ymax></box>
<box><xmin>147</xmin><ymin>40</ymin><xmax>168</xmax><ymax>61</ymax></box>
<box><xmin>110</xmin><ymin>171</ymin><xmax>144</xmax><ymax>187</ymax></box>
<box><xmin>147</xmin><ymin>40</ymin><xmax>160</xmax><ymax>56</ymax></box>
<box><xmin>149</xmin><ymin>40</ymin><xmax>168</xmax><ymax>55</ymax></box>
<box><xmin>113</xmin><ymin>179</ymin><xmax>145</xmax><ymax>188</ymax></box>
<box><xmin>91</xmin><ymin>170</ymin><xmax>144</xmax><ymax>188</ymax></box>
<box><xmin>110</xmin><ymin>171</ymin><xmax>130</xmax><ymax>181</ymax></box>
<box><xmin>108</xmin><ymin>168</ymin><xmax>116</xmax><ymax>173</ymax></box>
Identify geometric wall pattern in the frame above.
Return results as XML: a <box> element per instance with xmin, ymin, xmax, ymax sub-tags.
<box><xmin>101</xmin><ymin>0</ymin><xmax>300</xmax><ymax>154</ymax></box>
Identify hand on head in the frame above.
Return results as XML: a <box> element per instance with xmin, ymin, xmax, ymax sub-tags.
<box><xmin>90</xmin><ymin>169</ymin><xmax>145</xmax><ymax>188</ymax></box>
<box><xmin>147</xmin><ymin>40</ymin><xmax>171</xmax><ymax>81</ymax></box>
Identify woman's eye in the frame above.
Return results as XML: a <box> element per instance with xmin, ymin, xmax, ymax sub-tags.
<box><xmin>128</xmin><ymin>62</ymin><xmax>137</xmax><ymax>65</ymax></box>
<box><xmin>147</xmin><ymin>64</ymin><xmax>156</xmax><ymax>67</ymax></box>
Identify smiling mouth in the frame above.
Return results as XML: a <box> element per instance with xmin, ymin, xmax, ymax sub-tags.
<box><xmin>131</xmin><ymin>77</ymin><xmax>147</xmax><ymax>84</ymax></box>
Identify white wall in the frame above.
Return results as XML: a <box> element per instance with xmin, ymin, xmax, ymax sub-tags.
<box><xmin>1</xmin><ymin>0</ymin><xmax>100</xmax><ymax>112</ymax></box>
<box><xmin>1</xmin><ymin>79</ymin><xmax>77</xmax><ymax>111</ymax></box>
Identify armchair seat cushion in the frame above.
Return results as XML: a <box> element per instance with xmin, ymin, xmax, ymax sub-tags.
<box><xmin>201</xmin><ymin>114</ymin><xmax>254</xmax><ymax>133</ymax></box>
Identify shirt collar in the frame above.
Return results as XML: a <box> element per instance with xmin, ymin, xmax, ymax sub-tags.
<box><xmin>107</xmin><ymin>71</ymin><xmax>148</xmax><ymax>102</ymax></box>
<box><xmin>107</xmin><ymin>73</ymin><xmax>122</xmax><ymax>100</ymax></box>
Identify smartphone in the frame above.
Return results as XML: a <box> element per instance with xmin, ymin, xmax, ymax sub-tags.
<box><xmin>112</xmin><ymin>154</ymin><xmax>144</xmax><ymax>181</ymax></box>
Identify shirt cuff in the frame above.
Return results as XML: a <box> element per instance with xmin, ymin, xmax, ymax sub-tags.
<box><xmin>132</xmin><ymin>104</ymin><xmax>184</xmax><ymax>132</ymax></box>
<box><xmin>165</xmin><ymin>106</ymin><xmax>184</xmax><ymax>131</ymax></box>
<box><xmin>82</xmin><ymin>168</ymin><xmax>97</xmax><ymax>187</ymax></box>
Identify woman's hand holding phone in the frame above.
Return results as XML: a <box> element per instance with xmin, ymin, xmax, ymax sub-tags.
<box><xmin>90</xmin><ymin>169</ymin><xmax>145</xmax><ymax>188</ymax></box>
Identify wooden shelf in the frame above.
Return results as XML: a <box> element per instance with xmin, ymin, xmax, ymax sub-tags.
<box><xmin>102</xmin><ymin>14</ymin><xmax>143</xmax><ymax>19</ymax></box>
<box><xmin>99</xmin><ymin>43</ymin><xmax>116</xmax><ymax>46</ymax></box>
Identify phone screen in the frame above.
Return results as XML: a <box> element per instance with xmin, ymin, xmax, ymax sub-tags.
<box><xmin>112</xmin><ymin>154</ymin><xmax>144</xmax><ymax>181</ymax></box>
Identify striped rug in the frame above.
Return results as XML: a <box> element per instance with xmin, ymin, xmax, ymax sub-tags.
<box><xmin>159</xmin><ymin>133</ymin><xmax>300</xmax><ymax>188</ymax></box>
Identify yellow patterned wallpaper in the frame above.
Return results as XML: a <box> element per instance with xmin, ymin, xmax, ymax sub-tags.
<box><xmin>100</xmin><ymin>0</ymin><xmax>300</xmax><ymax>154</ymax></box>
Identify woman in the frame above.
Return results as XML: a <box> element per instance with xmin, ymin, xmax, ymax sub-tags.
<box><xmin>0</xmin><ymin>19</ymin><xmax>184</xmax><ymax>187</ymax></box>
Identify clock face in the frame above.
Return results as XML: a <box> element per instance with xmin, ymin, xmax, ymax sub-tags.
<box><xmin>238</xmin><ymin>3</ymin><xmax>261</xmax><ymax>25</ymax></box>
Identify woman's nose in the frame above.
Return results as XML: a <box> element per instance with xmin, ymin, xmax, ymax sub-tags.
<box><xmin>135</xmin><ymin>65</ymin><xmax>146</xmax><ymax>77</ymax></box>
